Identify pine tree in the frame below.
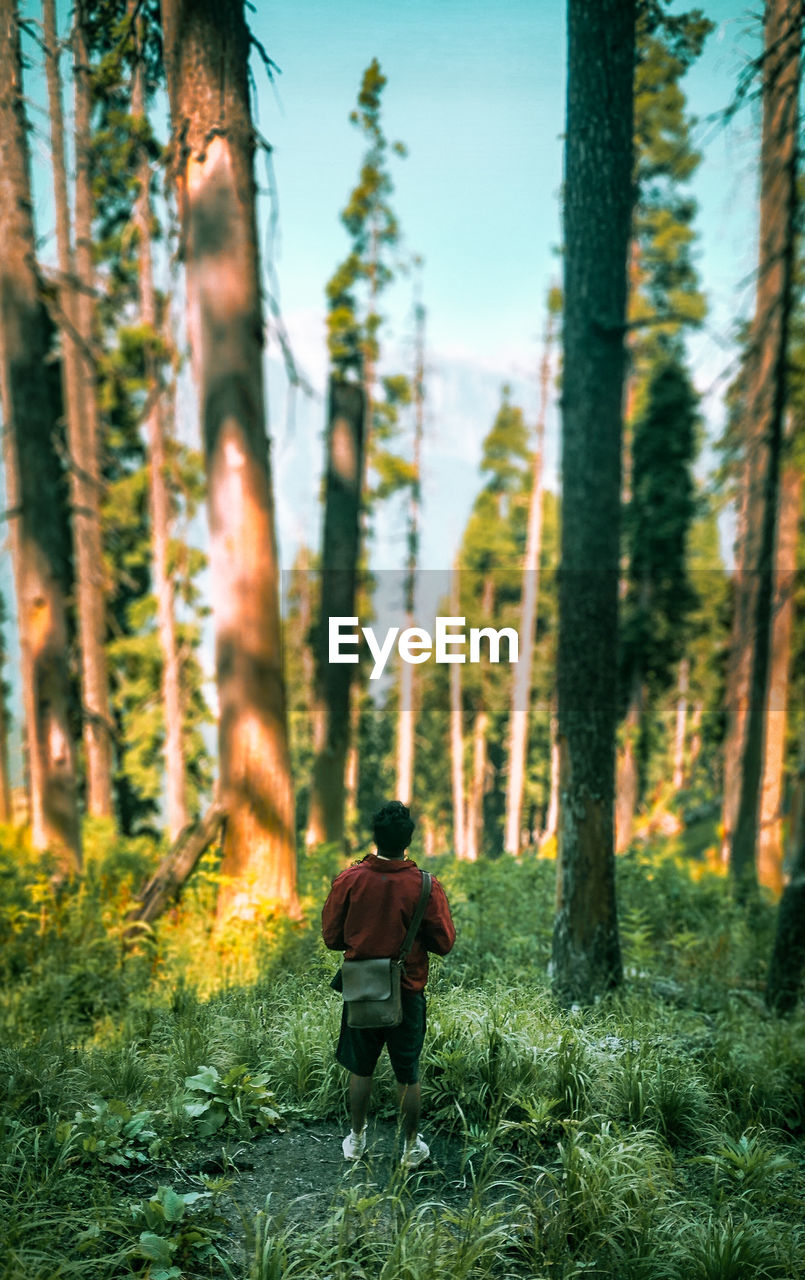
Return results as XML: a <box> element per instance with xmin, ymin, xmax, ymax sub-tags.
<box><xmin>731</xmin><ymin>0</ymin><xmax>801</xmax><ymax>896</ymax></box>
<box><xmin>0</xmin><ymin>0</ymin><xmax>81</xmax><ymax>871</ymax></box>
<box><xmin>458</xmin><ymin>388</ymin><xmax>530</xmax><ymax>858</ymax></box>
<box><xmin>85</xmin><ymin>0</ymin><xmax>212</xmax><ymax>835</ymax></box>
<box><xmin>552</xmin><ymin>0</ymin><xmax>635</xmax><ymax>1005</ymax></box>
<box><xmin>615</xmin><ymin>4</ymin><xmax>711</xmax><ymax>849</ymax></box>
<box><xmin>162</xmin><ymin>0</ymin><xmax>297</xmax><ymax>916</ymax></box>
<box><xmin>307</xmin><ymin>58</ymin><xmax>408</xmax><ymax>847</ymax></box>
<box><xmin>504</xmin><ymin>287</ymin><xmax>559</xmax><ymax>855</ymax></box>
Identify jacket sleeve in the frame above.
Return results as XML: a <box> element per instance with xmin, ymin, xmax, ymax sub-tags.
<box><xmin>321</xmin><ymin>873</ymin><xmax>349</xmax><ymax>951</ymax></box>
<box><xmin>420</xmin><ymin>877</ymin><xmax>456</xmax><ymax>955</ymax></box>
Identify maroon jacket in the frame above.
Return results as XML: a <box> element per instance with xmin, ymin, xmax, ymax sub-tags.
<box><xmin>321</xmin><ymin>855</ymin><xmax>455</xmax><ymax>992</ymax></box>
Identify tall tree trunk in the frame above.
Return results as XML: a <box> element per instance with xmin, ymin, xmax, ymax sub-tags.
<box><xmin>721</xmin><ymin>467</ymin><xmax>753</xmax><ymax>864</ymax></box>
<box><xmin>162</xmin><ymin>0</ymin><xmax>297</xmax><ymax>917</ymax></box>
<box><xmin>464</xmin><ymin>707</ymin><xmax>487</xmax><ymax>863</ymax></box>
<box><xmin>0</xmin><ymin>0</ymin><xmax>81</xmax><ymax>872</ymax></box>
<box><xmin>306</xmin><ymin>379</ymin><xmax>365</xmax><ymax>847</ymax></box>
<box><xmin>730</xmin><ymin>0</ymin><xmax>801</xmax><ymax>897</ymax></box>
<box><xmin>758</xmin><ymin>457</ymin><xmax>800</xmax><ymax>896</ymax></box>
<box><xmin>552</xmin><ymin>0</ymin><xmax>634</xmax><ymax>1004</ymax></box>
<box><xmin>672</xmin><ymin>656</ymin><xmax>690</xmax><ymax>792</ymax></box>
<box><xmin>504</xmin><ymin>305</ymin><xmax>554</xmax><ymax>855</ymax></box>
<box><xmin>766</xmin><ymin>724</ymin><xmax>805</xmax><ymax>1012</ymax></box>
<box><xmin>449</xmin><ymin>563</ymin><xmax>466</xmax><ymax>857</ymax></box>
<box><xmin>71</xmin><ymin>2</ymin><xmax>114</xmax><ymax>817</ymax></box>
<box><xmin>0</xmin><ymin>607</ymin><xmax>12</xmax><ymax>822</ymax></box>
<box><xmin>396</xmin><ymin>293</ymin><xmax>425</xmax><ymax>806</ymax></box>
<box><xmin>131</xmin><ymin>6</ymin><xmax>189</xmax><ymax>843</ymax></box>
<box><xmin>615</xmin><ymin>675</ymin><xmax>642</xmax><ymax>852</ymax></box>
<box><xmin>540</xmin><ymin>693</ymin><xmax>560</xmax><ymax>848</ymax></box>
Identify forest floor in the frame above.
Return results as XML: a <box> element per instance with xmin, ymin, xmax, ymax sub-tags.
<box><xmin>126</xmin><ymin>1116</ymin><xmax>474</xmax><ymax>1270</ymax></box>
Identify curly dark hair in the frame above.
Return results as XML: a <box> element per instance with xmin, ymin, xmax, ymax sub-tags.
<box><xmin>372</xmin><ymin>800</ymin><xmax>415</xmax><ymax>856</ymax></box>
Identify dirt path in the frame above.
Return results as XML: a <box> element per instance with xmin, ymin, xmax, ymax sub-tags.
<box><xmin>179</xmin><ymin>1118</ymin><xmax>476</xmax><ymax>1268</ymax></box>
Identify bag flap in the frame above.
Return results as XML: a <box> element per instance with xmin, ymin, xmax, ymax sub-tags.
<box><xmin>341</xmin><ymin>957</ymin><xmax>393</xmax><ymax>1002</ymax></box>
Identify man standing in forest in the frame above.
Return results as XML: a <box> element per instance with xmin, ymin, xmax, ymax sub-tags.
<box><xmin>322</xmin><ymin>801</ymin><xmax>455</xmax><ymax>1167</ymax></box>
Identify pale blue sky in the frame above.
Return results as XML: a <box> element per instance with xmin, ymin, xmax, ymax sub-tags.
<box><xmin>248</xmin><ymin>0</ymin><xmax>762</xmax><ymax>571</ymax></box>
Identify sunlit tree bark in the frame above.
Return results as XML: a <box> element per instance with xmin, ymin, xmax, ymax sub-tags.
<box><xmin>162</xmin><ymin>0</ymin><xmax>297</xmax><ymax>917</ymax></box>
<box><xmin>552</xmin><ymin>0</ymin><xmax>635</xmax><ymax>1004</ymax></box>
<box><xmin>758</xmin><ymin>455</ymin><xmax>800</xmax><ymax>895</ymax></box>
<box><xmin>0</xmin><ymin>0</ymin><xmax>81</xmax><ymax>872</ymax></box>
<box><xmin>731</xmin><ymin>0</ymin><xmax>801</xmax><ymax>896</ymax></box>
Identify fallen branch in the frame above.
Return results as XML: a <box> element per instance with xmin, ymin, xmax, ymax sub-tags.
<box><xmin>124</xmin><ymin>802</ymin><xmax>227</xmax><ymax>940</ymax></box>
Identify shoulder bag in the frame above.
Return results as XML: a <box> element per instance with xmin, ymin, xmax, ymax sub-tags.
<box><xmin>336</xmin><ymin>870</ymin><xmax>432</xmax><ymax>1029</ymax></box>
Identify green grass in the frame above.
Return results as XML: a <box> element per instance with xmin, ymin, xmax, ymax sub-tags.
<box><xmin>0</xmin><ymin>826</ymin><xmax>804</xmax><ymax>1278</ymax></box>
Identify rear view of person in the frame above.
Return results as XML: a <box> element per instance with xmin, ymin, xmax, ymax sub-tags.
<box><xmin>322</xmin><ymin>800</ymin><xmax>456</xmax><ymax>1167</ymax></box>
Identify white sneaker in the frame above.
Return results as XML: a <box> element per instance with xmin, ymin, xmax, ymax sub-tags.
<box><xmin>342</xmin><ymin>1129</ymin><xmax>366</xmax><ymax>1160</ymax></box>
<box><xmin>401</xmin><ymin>1134</ymin><xmax>429</xmax><ymax>1169</ymax></box>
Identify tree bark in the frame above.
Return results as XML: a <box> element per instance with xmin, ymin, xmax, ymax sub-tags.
<box><xmin>615</xmin><ymin>676</ymin><xmax>642</xmax><ymax>852</ymax></box>
<box><xmin>449</xmin><ymin>563</ymin><xmax>466</xmax><ymax>857</ymax></box>
<box><xmin>131</xmin><ymin>4</ymin><xmax>189</xmax><ymax>843</ymax></box>
<box><xmin>730</xmin><ymin>0</ymin><xmax>801</xmax><ymax>897</ymax></box>
<box><xmin>464</xmin><ymin>707</ymin><xmax>487</xmax><ymax>863</ymax></box>
<box><xmin>504</xmin><ymin>307</ymin><xmax>554</xmax><ymax>855</ymax></box>
<box><xmin>766</xmin><ymin>727</ymin><xmax>805</xmax><ymax>1012</ymax></box>
<box><xmin>758</xmin><ymin>457</ymin><xmax>800</xmax><ymax>896</ymax></box>
<box><xmin>0</xmin><ymin>0</ymin><xmax>81</xmax><ymax>872</ymax></box>
<box><xmin>540</xmin><ymin>694</ymin><xmax>560</xmax><ymax>849</ymax></box>
<box><xmin>71</xmin><ymin>1</ymin><xmax>115</xmax><ymax>818</ymax></box>
<box><xmin>552</xmin><ymin>0</ymin><xmax>634</xmax><ymax>1004</ymax></box>
<box><xmin>0</xmin><ymin>634</ymin><xmax>10</xmax><ymax>823</ymax></box>
<box><xmin>306</xmin><ymin>379</ymin><xmax>365</xmax><ymax>847</ymax></box>
<box><xmin>162</xmin><ymin>0</ymin><xmax>297</xmax><ymax>917</ymax></box>
<box><xmin>672</xmin><ymin>656</ymin><xmax>690</xmax><ymax>792</ymax></box>
<box><xmin>396</xmin><ymin>295</ymin><xmax>425</xmax><ymax>807</ymax></box>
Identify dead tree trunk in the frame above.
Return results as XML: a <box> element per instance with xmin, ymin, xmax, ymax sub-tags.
<box><xmin>730</xmin><ymin>0</ymin><xmax>801</xmax><ymax>897</ymax></box>
<box><xmin>552</xmin><ymin>0</ymin><xmax>634</xmax><ymax>1004</ymax></box>
<box><xmin>162</xmin><ymin>0</ymin><xmax>297</xmax><ymax>918</ymax></box>
<box><xmin>0</xmin><ymin>0</ymin><xmax>81</xmax><ymax>872</ymax></box>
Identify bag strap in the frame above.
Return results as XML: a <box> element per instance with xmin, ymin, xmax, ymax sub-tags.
<box><xmin>396</xmin><ymin>870</ymin><xmax>432</xmax><ymax>967</ymax></box>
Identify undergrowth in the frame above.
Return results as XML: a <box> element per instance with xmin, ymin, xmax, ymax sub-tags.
<box><xmin>0</xmin><ymin>823</ymin><xmax>803</xmax><ymax>1278</ymax></box>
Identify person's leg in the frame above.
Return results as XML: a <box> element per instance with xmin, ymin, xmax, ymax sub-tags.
<box><xmin>396</xmin><ymin>1080</ymin><xmax>421</xmax><ymax>1143</ymax></box>
<box><xmin>349</xmin><ymin>1072</ymin><xmax>373</xmax><ymax>1135</ymax></box>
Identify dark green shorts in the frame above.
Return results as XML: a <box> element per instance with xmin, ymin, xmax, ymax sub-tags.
<box><xmin>336</xmin><ymin>990</ymin><xmax>427</xmax><ymax>1085</ymax></box>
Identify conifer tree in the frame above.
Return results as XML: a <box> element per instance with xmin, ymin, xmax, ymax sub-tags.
<box><xmin>162</xmin><ymin>0</ymin><xmax>297</xmax><ymax>916</ymax></box>
<box><xmin>552</xmin><ymin>0</ymin><xmax>635</xmax><ymax>1005</ymax></box>
<box><xmin>504</xmin><ymin>288</ymin><xmax>559</xmax><ymax>855</ymax></box>
<box><xmin>307</xmin><ymin>58</ymin><xmax>408</xmax><ymax>847</ymax></box>
<box><xmin>83</xmin><ymin>0</ymin><xmax>211</xmax><ymax>835</ymax></box>
<box><xmin>615</xmin><ymin>4</ymin><xmax>711</xmax><ymax>849</ymax></box>
<box><xmin>0</xmin><ymin>0</ymin><xmax>81</xmax><ymax>871</ymax></box>
<box><xmin>458</xmin><ymin>388</ymin><xmax>530</xmax><ymax>858</ymax></box>
<box><xmin>731</xmin><ymin>0</ymin><xmax>801</xmax><ymax>896</ymax></box>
